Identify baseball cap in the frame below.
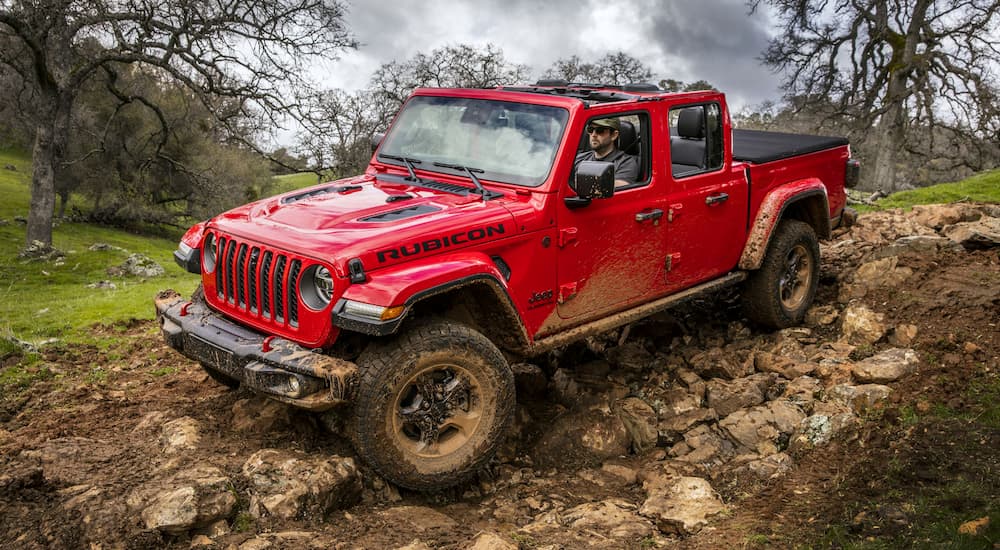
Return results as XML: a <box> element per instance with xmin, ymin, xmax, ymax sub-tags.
<box><xmin>589</xmin><ymin>118</ymin><xmax>620</xmax><ymax>130</ymax></box>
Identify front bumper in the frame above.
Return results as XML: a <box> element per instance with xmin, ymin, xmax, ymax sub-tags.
<box><xmin>154</xmin><ymin>290</ymin><xmax>357</xmax><ymax>411</ymax></box>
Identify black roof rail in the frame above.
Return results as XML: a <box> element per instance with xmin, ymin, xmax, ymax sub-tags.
<box><xmin>530</xmin><ymin>80</ymin><xmax>661</xmax><ymax>92</ymax></box>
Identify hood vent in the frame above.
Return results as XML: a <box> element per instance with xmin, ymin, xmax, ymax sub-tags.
<box><xmin>281</xmin><ymin>184</ymin><xmax>363</xmax><ymax>204</ymax></box>
<box><xmin>360</xmin><ymin>204</ymin><xmax>440</xmax><ymax>222</ymax></box>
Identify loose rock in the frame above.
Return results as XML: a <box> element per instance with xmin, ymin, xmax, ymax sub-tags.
<box><xmin>639</xmin><ymin>476</ymin><xmax>726</xmax><ymax>535</ymax></box>
<box><xmin>841</xmin><ymin>303</ymin><xmax>886</xmax><ymax>345</ymax></box>
<box><xmin>852</xmin><ymin>348</ymin><xmax>920</xmax><ymax>383</ymax></box>
<box><xmin>242</xmin><ymin>449</ymin><xmax>361</xmax><ymax>519</ymax></box>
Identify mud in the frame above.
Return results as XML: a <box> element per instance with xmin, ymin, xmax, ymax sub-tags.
<box><xmin>2</xmin><ymin>205</ymin><xmax>999</xmax><ymax>549</ymax></box>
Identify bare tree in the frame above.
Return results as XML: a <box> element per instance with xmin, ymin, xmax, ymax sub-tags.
<box><xmin>752</xmin><ymin>0</ymin><xmax>1000</xmax><ymax>192</ymax></box>
<box><xmin>368</xmin><ymin>44</ymin><xmax>530</xmax><ymax>129</ymax></box>
<box><xmin>293</xmin><ymin>44</ymin><xmax>529</xmax><ymax>178</ymax></box>
<box><xmin>0</xmin><ymin>0</ymin><xmax>355</xmax><ymax>250</ymax></box>
<box><xmin>543</xmin><ymin>52</ymin><xmax>653</xmax><ymax>86</ymax></box>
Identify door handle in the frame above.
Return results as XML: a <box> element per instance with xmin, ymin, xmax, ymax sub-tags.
<box><xmin>705</xmin><ymin>193</ymin><xmax>729</xmax><ymax>205</ymax></box>
<box><xmin>635</xmin><ymin>209</ymin><xmax>663</xmax><ymax>222</ymax></box>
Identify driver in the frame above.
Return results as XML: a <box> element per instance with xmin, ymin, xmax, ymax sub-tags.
<box><xmin>574</xmin><ymin>117</ymin><xmax>639</xmax><ymax>187</ymax></box>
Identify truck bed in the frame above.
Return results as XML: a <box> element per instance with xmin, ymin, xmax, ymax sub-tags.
<box><xmin>732</xmin><ymin>129</ymin><xmax>849</xmax><ymax>164</ymax></box>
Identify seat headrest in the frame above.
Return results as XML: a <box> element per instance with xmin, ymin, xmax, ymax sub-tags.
<box><xmin>617</xmin><ymin>120</ymin><xmax>639</xmax><ymax>155</ymax></box>
<box><xmin>677</xmin><ymin>108</ymin><xmax>705</xmax><ymax>139</ymax></box>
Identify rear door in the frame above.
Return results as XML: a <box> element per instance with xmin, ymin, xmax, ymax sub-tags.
<box><xmin>661</xmin><ymin>101</ymin><xmax>748</xmax><ymax>291</ymax></box>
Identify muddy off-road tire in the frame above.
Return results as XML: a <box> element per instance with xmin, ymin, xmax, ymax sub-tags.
<box><xmin>744</xmin><ymin>219</ymin><xmax>820</xmax><ymax>329</ymax></box>
<box><xmin>348</xmin><ymin>319</ymin><xmax>515</xmax><ymax>491</ymax></box>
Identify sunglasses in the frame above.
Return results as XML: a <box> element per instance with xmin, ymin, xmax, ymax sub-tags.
<box><xmin>586</xmin><ymin>125</ymin><xmax>614</xmax><ymax>135</ymax></box>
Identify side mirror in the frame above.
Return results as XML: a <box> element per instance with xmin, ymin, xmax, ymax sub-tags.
<box><xmin>567</xmin><ymin>161</ymin><xmax>614</xmax><ymax>208</ymax></box>
<box><xmin>371</xmin><ymin>133</ymin><xmax>385</xmax><ymax>154</ymax></box>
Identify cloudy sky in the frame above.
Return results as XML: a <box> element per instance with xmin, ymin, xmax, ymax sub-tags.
<box><xmin>316</xmin><ymin>0</ymin><xmax>784</xmax><ymax>111</ymax></box>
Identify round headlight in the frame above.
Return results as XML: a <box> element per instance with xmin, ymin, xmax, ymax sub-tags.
<box><xmin>315</xmin><ymin>266</ymin><xmax>333</xmax><ymax>303</ymax></box>
<box><xmin>300</xmin><ymin>264</ymin><xmax>334</xmax><ymax>311</ymax></box>
<box><xmin>203</xmin><ymin>233</ymin><xmax>217</xmax><ymax>273</ymax></box>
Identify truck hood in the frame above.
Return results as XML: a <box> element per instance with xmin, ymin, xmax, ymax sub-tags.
<box><xmin>207</xmin><ymin>174</ymin><xmax>518</xmax><ymax>278</ymax></box>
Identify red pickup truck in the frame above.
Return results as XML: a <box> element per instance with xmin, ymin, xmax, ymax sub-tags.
<box><xmin>156</xmin><ymin>82</ymin><xmax>859</xmax><ymax>490</ymax></box>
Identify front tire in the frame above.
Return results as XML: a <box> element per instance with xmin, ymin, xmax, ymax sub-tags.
<box><xmin>348</xmin><ymin>320</ymin><xmax>515</xmax><ymax>491</ymax></box>
<box><xmin>744</xmin><ymin>219</ymin><xmax>820</xmax><ymax>329</ymax></box>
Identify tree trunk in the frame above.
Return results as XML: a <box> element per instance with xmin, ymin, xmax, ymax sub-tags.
<box><xmin>24</xmin><ymin>97</ymin><xmax>71</xmax><ymax>250</ymax></box>
<box><xmin>870</xmin><ymin>0</ymin><xmax>932</xmax><ymax>193</ymax></box>
<box><xmin>871</xmin><ymin>102</ymin><xmax>906</xmax><ymax>193</ymax></box>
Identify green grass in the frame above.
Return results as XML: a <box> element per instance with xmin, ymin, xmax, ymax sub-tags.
<box><xmin>271</xmin><ymin>171</ymin><xmax>330</xmax><ymax>195</ymax></box>
<box><xmin>869</xmin><ymin>168</ymin><xmax>1000</xmax><ymax>211</ymax></box>
<box><xmin>0</xmin><ymin>148</ymin><xmax>199</xmax><ymax>345</ymax></box>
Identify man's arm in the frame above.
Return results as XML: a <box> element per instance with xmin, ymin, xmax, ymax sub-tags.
<box><xmin>614</xmin><ymin>154</ymin><xmax>640</xmax><ymax>187</ymax></box>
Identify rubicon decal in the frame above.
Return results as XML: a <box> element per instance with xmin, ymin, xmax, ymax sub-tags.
<box><xmin>376</xmin><ymin>224</ymin><xmax>506</xmax><ymax>263</ymax></box>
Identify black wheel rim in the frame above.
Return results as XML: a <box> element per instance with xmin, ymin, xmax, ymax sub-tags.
<box><xmin>393</xmin><ymin>364</ymin><xmax>483</xmax><ymax>458</ymax></box>
<box><xmin>779</xmin><ymin>243</ymin><xmax>813</xmax><ymax>311</ymax></box>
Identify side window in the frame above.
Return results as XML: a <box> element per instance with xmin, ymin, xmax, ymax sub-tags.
<box><xmin>669</xmin><ymin>103</ymin><xmax>724</xmax><ymax>178</ymax></box>
<box><xmin>574</xmin><ymin>112</ymin><xmax>650</xmax><ymax>189</ymax></box>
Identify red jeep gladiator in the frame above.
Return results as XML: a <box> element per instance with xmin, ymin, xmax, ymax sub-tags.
<box><xmin>156</xmin><ymin>82</ymin><xmax>859</xmax><ymax>490</ymax></box>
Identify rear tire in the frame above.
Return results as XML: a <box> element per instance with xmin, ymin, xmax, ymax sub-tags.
<box><xmin>744</xmin><ymin>219</ymin><xmax>820</xmax><ymax>329</ymax></box>
<box><xmin>348</xmin><ymin>319</ymin><xmax>515</xmax><ymax>491</ymax></box>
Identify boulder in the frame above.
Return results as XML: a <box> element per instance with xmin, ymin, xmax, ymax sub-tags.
<box><xmin>161</xmin><ymin>416</ymin><xmax>201</xmax><ymax>452</ymax></box>
<box><xmin>614</xmin><ymin>397</ymin><xmax>659</xmax><ymax>453</ymax></box>
<box><xmin>911</xmin><ymin>203</ymin><xmax>982</xmax><ymax>230</ymax></box>
<box><xmin>127</xmin><ymin>466</ymin><xmax>236</xmax><ymax>535</ymax></box>
<box><xmin>559</xmin><ymin>499</ymin><xmax>656</xmax><ymax>539</ymax></box>
<box><xmin>719</xmin><ymin>400</ymin><xmax>805</xmax><ymax>456</ymax></box>
<box><xmin>688</xmin><ymin>347</ymin><xmax>753</xmax><ymax>380</ymax></box>
<box><xmin>942</xmin><ymin>216</ymin><xmax>1000</xmax><ymax>249</ymax></box>
<box><xmin>533</xmin><ymin>406</ymin><xmax>630</xmax><ymax>466</ymax></box>
<box><xmin>872</xmin><ymin>235</ymin><xmax>964</xmax><ymax>258</ymax></box>
<box><xmin>606</xmin><ymin>342</ymin><xmax>655</xmax><ymax>371</ymax></box>
<box><xmin>754</xmin><ymin>351</ymin><xmax>816</xmax><ymax>379</ymax></box>
<box><xmin>789</xmin><ymin>411</ymin><xmax>858</xmax><ymax>452</ymax></box>
<box><xmin>639</xmin><ymin>476</ymin><xmax>726</xmax><ymax>535</ymax></box>
<box><xmin>783</xmin><ymin>375</ymin><xmax>821</xmax><ymax>405</ymax></box>
<box><xmin>888</xmin><ymin>324</ymin><xmax>919</xmax><ymax>347</ymax></box>
<box><xmin>657</xmin><ymin>408</ymin><xmax>718</xmax><ymax>445</ymax></box>
<box><xmin>672</xmin><ymin>424</ymin><xmax>736</xmax><ymax>466</ymax></box>
<box><xmin>852</xmin><ymin>348</ymin><xmax>920</xmax><ymax>383</ymax></box>
<box><xmin>242</xmin><ymin>449</ymin><xmax>361</xmax><ymax>519</ymax></box>
<box><xmin>705</xmin><ymin>374</ymin><xmax>773</xmax><ymax>417</ymax></box>
<box><xmin>805</xmin><ymin>305</ymin><xmax>839</xmax><ymax>326</ymax></box>
<box><xmin>853</xmin><ymin>256</ymin><xmax>913</xmax><ymax>291</ymax></box>
<box><xmin>674</xmin><ymin>368</ymin><xmax>706</xmax><ymax>400</ymax></box>
<box><xmin>841</xmin><ymin>304</ymin><xmax>886</xmax><ymax>346</ymax></box>
<box><xmin>466</xmin><ymin>531</ymin><xmax>518</xmax><ymax>550</ymax></box>
<box><xmin>237</xmin><ymin>531</ymin><xmax>338</xmax><ymax>549</ymax></box>
<box><xmin>827</xmin><ymin>384</ymin><xmax>892</xmax><ymax>413</ymax></box>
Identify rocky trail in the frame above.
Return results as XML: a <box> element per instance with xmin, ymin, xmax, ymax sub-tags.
<box><xmin>2</xmin><ymin>204</ymin><xmax>999</xmax><ymax>549</ymax></box>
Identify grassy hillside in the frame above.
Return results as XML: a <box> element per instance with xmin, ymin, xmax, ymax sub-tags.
<box><xmin>0</xmin><ymin>149</ymin><xmax>198</xmax><ymax>346</ymax></box>
<box><xmin>870</xmin><ymin>168</ymin><xmax>1000</xmax><ymax>210</ymax></box>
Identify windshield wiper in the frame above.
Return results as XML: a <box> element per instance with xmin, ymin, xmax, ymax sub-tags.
<box><xmin>381</xmin><ymin>154</ymin><xmax>422</xmax><ymax>182</ymax></box>
<box><xmin>433</xmin><ymin>162</ymin><xmax>488</xmax><ymax>202</ymax></box>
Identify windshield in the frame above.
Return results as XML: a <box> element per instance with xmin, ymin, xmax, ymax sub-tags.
<box><xmin>378</xmin><ymin>96</ymin><xmax>569</xmax><ymax>187</ymax></box>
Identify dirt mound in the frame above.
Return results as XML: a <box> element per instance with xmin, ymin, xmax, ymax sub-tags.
<box><xmin>1</xmin><ymin>204</ymin><xmax>998</xmax><ymax>549</ymax></box>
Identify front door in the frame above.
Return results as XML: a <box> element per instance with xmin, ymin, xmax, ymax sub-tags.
<box><xmin>554</xmin><ymin>185</ymin><xmax>669</xmax><ymax>324</ymax></box>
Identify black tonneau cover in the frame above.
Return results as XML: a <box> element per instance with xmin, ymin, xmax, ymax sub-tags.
<box><xmin>733</xmin><ymin>129</ymin><xmax>848</xmax><ymax>164</ymax></box>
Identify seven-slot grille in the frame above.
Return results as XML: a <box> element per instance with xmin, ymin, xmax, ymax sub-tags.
<box><xmin>213</xmin><ymin>235</ymin><xmax>303</xmax><ymax>328</ymax></box>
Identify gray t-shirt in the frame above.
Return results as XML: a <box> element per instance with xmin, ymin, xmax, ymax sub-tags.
<box><xmin>574</xmin><ymin>149</ymin><xmax>640</xmax><ymax>184</ymax></box>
